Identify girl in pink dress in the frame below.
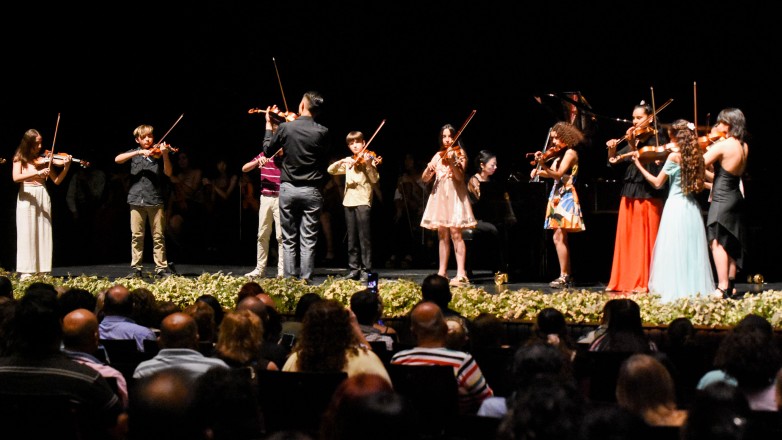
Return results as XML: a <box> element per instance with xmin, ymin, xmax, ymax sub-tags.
<box><xmin>421</xmin><ymin>124</ymin><xmax>477</xmax><ymax>286</ymax></box>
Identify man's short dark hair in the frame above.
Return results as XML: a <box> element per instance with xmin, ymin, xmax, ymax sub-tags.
<box><xmin>350</xmin><ymin>289</ymin><xmax>380</xmax><ymax>326</ymax></box>
<box><xmin>421</xmin><ymin>274</ymin><xmax>452</xmax><ymax>309</ymax></box>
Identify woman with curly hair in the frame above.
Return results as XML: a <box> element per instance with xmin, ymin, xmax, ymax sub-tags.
<box><xmin>529</xmin><ymin>121</ymin><xmax>586</xmax><ymax>289</ymax></box>
<box><xmin>632</xmin><ymin>119</ymin><xmax>714</xmax><ymax>301</ymax></box>
<box><xmin>282</xmin><ymin>299</ymin><xmax>390</xmax><ymax>383</ymax></box>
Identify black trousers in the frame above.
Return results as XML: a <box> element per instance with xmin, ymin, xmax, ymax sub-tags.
<box><xmin>344</xmin><ymin>205</ymin><xmax>372</xmax><ymax>271</ymax></box>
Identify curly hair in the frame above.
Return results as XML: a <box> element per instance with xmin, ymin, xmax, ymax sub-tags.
<box><xmin>296</xmin><ymin>299</ymin><xmax>359</xmax><ymax>372</ymax></box>
<box><xmin>670</xmin><ymin>119</ymin><xmax>705</xmax><ymax>195</ymax></box>
<box><xmin>551</xmin><ymin>122</ymin><xmax>585</xmax><ymax>148</ymax></box>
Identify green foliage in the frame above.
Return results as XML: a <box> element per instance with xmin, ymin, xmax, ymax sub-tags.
<box><xmin>4</xmin><ymin>270</ymin><xmax>780</xmax><ymax>327</ymax></box>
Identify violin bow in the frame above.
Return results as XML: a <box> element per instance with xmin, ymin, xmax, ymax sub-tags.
<box><xmin>47</xmin><ymin>112</ymin><xmax>61</xmax><ymax>172</ymax></box>
<box><xmin>449</xmin><ymin>109</ymin><xmax>477</xmax><ymax>149</ymax></box>
<box><xmin>530</xmin><ymin>127</ymin><xmax>552</xmax><ymax>183</ymax></box>
<box><xmin>349</xmin><ymin>119</ymin><xmax>387</xmax><ymax>169</ymax></box>
<box><xmin>272</xmin><ymin>57</ymin><xmax>289</xmax><ymax>113</ymax></box>
<box><xmin>693</xmin><ymin>81</ymin><xmax>699</xmax><ymax>136</ymax></box>
<box><xmin>650</xmin><ymin>87</ymin><xmax>660</xmax><ymax>149</ymax></box>
<box><xmin>155</xmin><ymin>113</ymin><xmax>184</xmax><ymax>148</ymax></box>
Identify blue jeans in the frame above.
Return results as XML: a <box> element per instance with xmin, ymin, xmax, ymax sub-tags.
<box><xmin>279</xmin><ymin>183</ymin><xmax>323</xmax><ymax>280</ymax></box>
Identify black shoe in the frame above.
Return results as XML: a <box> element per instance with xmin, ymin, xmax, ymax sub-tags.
<box><xmin>128</xmin><ymin>268</ymin><xmax>142</xmax><ymax>278</ymax></box>
<box><xmin>339</xmin><ymin>270</ymin><xmax>361</xmax><ymax>281</ymax></box>
<box><xmin>155</xmin><ymin>269</ymin><xmax>173</xmax><ymax>279</ymax></box>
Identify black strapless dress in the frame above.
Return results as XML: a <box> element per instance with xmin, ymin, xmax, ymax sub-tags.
<box><xmin>706</xmin><ymin>163</ymin><xmax>746</xmax><ymax>268</ymax></box>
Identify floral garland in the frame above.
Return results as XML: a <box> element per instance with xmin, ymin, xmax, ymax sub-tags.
<box><xmin>5</xmin><ymin>271</ymin><xmax>780</xmax><ymax>328</ymax></box>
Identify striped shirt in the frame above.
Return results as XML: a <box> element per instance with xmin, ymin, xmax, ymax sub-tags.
<box><xmin>256</xmin><ymin>153</ymin><xmax>282</xmax><ymax>197</ymax></box>
<box><xmin>390</xmin><ymin>346</ymin><xmax>493</xmax><ymax>414</ymax></box>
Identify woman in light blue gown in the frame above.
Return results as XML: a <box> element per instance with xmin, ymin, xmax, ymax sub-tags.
<box><xmin>631</xmin><ymin>120</ymin><xmax>714</xmax><ymax>302</ymax></box>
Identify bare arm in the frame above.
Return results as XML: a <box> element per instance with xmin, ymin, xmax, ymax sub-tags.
<box><xmin>632</xmin><ymin>153</ymin><xmax>670</xmax><ymax>189</ymax></box>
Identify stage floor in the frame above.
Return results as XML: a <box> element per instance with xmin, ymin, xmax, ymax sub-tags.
<box><xmin>49</xmin><ymin>264</ymin><xmax>776</xmax><ymax>296</ymax></box>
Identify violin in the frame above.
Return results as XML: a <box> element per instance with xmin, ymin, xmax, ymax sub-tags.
<box><xmin>612</xmin><ymin>142</ymin><xmax>677</xmax><ymax>163</ymax></box>
<box><xmin>40</xmin><ymin>150</ymin><xmax>90</xmax><ymax>168</ymax></box>
<box><xmin>248</xmin><ymin>107</ymin><xmax>299</xmax><ymax>124</ymax></box>
<box><xmin>527</xmin><ymin>143</ymin><xmax>566</xmax><ymax>166</ymax></box>
<box><xmin>353</xmin><ymin>150</ymin><xmax>383</xmax><ymax>167</ymax></box>
<box><xmin>698</xmin><ymin>131</ymin><xmax>727</xmax><ymax>150</ymax></box>
<box><xmin>146</xmin><ymin>142</ymin><xmax>179</xmax><ymax>159</ymax></box>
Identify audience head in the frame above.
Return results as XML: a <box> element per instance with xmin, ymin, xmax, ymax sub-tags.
<box><xmin>62</xmin><ymin>308</ymin><xmax>100</xmax><ymax>354</ymax></box>
<box><xmin>0</xmin><ymin>296</ymin><xmax>16</xmax><ymax>356</ymax></box>
<box><xmin>57</xmin><ymin>287</ymin><xmax>97</xmax><ymax>317</ymax></box>
<box><xmin>615</xmin><ymin>353</ymin><xmax>678</xmax><ymax>417</ymax></box>
<box><xmin>196</xmin><ymin>294</ymin><xmax>225</xmax><ymax>327</ymax></box>
<box><xmin>103</xmin><ymin>284</ymin><xmax>133</xmax><ymax>317</ymax></box>
<box><xmin>578</xmin><ymin>404</ymin><xmax>647</xmax><ymax>440</ymax></box>
<box><xmin>681</xmin><ymin>381</ymin><xmax>749</xmax><ymax>440</ymax></box>
<box><xmin>350</xmin><ymin>289</ymin><xmax>382</xmax><ymax>326</ymax></box>
<box><xmin>159</xmin><ymin>312</ymin><xmax>199</xmax><ymax>350</ymax></box>
<box><xmin>154</xmin><ymin>300</ymin><xmax>182</xmax><ymax>326</ymax></box>
<box><xmin>215</xmin><ymin>309</ymin><xmax>263</xmax><ymax>366</ymax></box>
<box><xmin>294</xmin><ymin>292</ymin><xmax>323</xmax><ymax>321</ymax></box>
<box><xmin>256</xmin><ymin>293</ymin><xmax>277</xmax><ymax>310</ymax></box>
<box><xmin>510</xmin><ymin>341</ymin><xmax>570</xmax><ymax>390</ymax></box>
<box><xmin>470</xmin><ymin>312</ymin><xmax>507</xmax><ymax>348</ymax></box>
<box><xmin>237</xmin><ymin>281</ymin><xmax>264</xmax><ymax>304</ymax></box>
<box><xmin>320</xmin><ymin>372</ymin><xmax>394</xmax><ymax>439</ymax></box>
<box><xmin>497</xmin><ymin>376</ymin><xmax>584</xmax><ymax>440</ymax></box>
<box><xmin>594</xmin><ymin>298</ymin><xmax>651</xmax><ymax>353</ymax></box>
<box><xmin>192</xmin><ymin>367</ymin><xmax>264</xmax><ymax>440</ymax></box>
<box><xmin>409</xmin><ymin>301</ymin><xmax>447</xmax><ymax>346</ymax></box>
<box><xmin>0</xmin><ymin>275</ymin><xmax>12</xmax><ymax>299</ymax></box>
<box><xmin>126</xmin><ymin>369</ymin><xmax>198</xmax><ymax>440</ymax></box>
<box><xmin>129</xmin><ymin>287</ymin><xmax>158</xmax><ymax>328</ymax></box>
<box><xmin>183</xmin><ymin>301</ymin><xmax>216</xmax><ymax>344</ymax></box>
<box><xmin>714</xmin><ymin>315</ymin><xmax>782</xmax><ymax>390</ymax></box>
<box><xmin>297</xmin><ymin>299</ymin><xmax>359</xmax><ymax>372</ymax></box>
<box><xmin>444</xmin><ymin>316</ymin><xmax>470</xmax><ymax>350</ymax></box>
<box><xmin>421</xmin><ymin>274</ymin><xmax>452</xmax><ymax>310</ymax></box>
<box><xmin>10</xmin><ymin>287</ymin><xmax>62</xmax><ymax>356</ymax></box>
<box><xmin>666</xmin><ymin>316</ymin><xmax>696</xmax><ymax>348</ymax></box>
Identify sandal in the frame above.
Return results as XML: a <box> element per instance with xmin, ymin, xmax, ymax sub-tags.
<box><xmin>449</xmin><ymin>276</ymin><xmax>470</xmax><ymax>287</ymax></box>
<box><xmin>710</xmin><ymin>287</ymin><xmax>729</xmax><ymax>300</ymax></box>
<box><xmin>549</xmin><ymin>275</ymin><xmax>572</xmax><ymax>289</ymax></box>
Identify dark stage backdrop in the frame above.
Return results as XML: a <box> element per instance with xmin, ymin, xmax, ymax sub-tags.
<box><xmin>1</xmin><ymin>2</ymin><xmax>777</xmax><ymax>282</ymax></box>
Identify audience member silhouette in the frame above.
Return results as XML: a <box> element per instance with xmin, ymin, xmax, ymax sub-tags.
<box><xmin>215</xmin><ymin>309</ymin><xmax>278</xmax><ymax>373</ymax></box>
<box><xmin>319</xmin><ymin>372</ymin><xmax>396</xmax><ymax>440</ymax></box>
<box><xmin>697</xmin><ymin>313</ymin><xmax>782</xmax><ymax>411</ymax></box>
<box><xmin>0</xmin><ymin>287</ymin><xmax>123</xmax><ymax>436</ymax></box>
<box><xmin>0</xmin><ymin>275</ymin><xmax>13</xmax><ymax>299</ymax></box>
<box><xmin>125</xmin><ymin>369</ymin><xmax>201</xmax><ymax>440</ymax></box>
<box><xmin>589</xmin><ymin>298</ymin><xmax>656</xmax><ymax>353</ymax></box>
<box><xmin>391</xmin><ymin>301</ymin><xmax>493</xmax><ymax>414</ymax></box>
<box><xmin>183</xmin><ymin>300</ymin><xmax>217</xmax><ymax>354</ymax></box>
<box><xmin>133</xmin><ymin>312</ymin><xmax>229</xmax><ymax>381</ymax></box>
<box><xmin>236</xmin><ymin>295</ymin><xmax>289</xmax><ymax>370</ymax></box>
<box><xmin>529</xmin><ymin>307</ymin><xmax>577</xmax><ymax>362</ymax></box>
<box><xmin>280</xmin><ymin>292</ymin><xmax>322</xmax><ymax>347</ymax></box>
<box><xmin>616</xmin><ymin>353</ymin><xmax>687</xmax><ymax>427</ymax></box>
<box><xmin>479</xmin><ymin>341</ymin><xmax>572</xmax><ymax>418</ymax></box>
<box><xmin>57</xmin><ymin>287</ymin><xmax>97</xmax><ymax>317</ymax></box>
<box><xmin>196</xmin><ymin>294</ymin><xmax>225</xmax><ymax>328</ymax></box>
<box><xmin>283</xmin><ymin>299</ymin><xmax>389</xmax><ymax>382</ymax></box>
<box><xmin>62</xmin><ymin>308</ymin><xmax>129</xmax><ymax>407</ymax></box>
<box><xmin>350</xmin><ymin>289</ymin><xmax>396</xmax><ymax>351</ymax></box>
<box><xmin>99</xmin><ymin>284</ymin><xmax>157</xmax><ymax>351</ymax></box>
<box><xmin>496</xmin><ymin>375</ymin><xmax>584</xmax><ymax>440</ymax></box>
<box><xmin>681</xmin><ymin>381</ymin><xmax>750</xmax><ymax>440</ymax></box>
<box><xmin>192</xmin><ymin>366</ymin><xmax>265</xmax><ymax>440</ymax></box>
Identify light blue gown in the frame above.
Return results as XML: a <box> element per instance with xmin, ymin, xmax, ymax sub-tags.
<box><xmin>648</xmin><ymin>158</ymin><xmax>715</xmax><ymax>301</ymax></box>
